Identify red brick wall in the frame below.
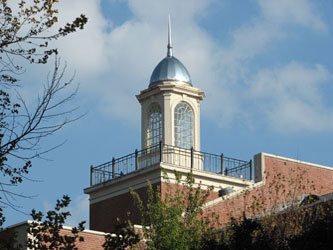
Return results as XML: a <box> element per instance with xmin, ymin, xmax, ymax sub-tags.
<box><xmin>90</xmin><ymin>180</ymin><xmax>219</xmax><ymax>233</ymax></box>
<box><xmin>90</xmin><ymin>182</ymin><xmax>161</xmax><ymax>232</ymax></box>
<box><xmin>160</xmin><ymin>181</ymin><xmax>219</xmax><ymax>202</ymax></box>
<box><xmin>59</xmin><ymin>229</ymin><xmax>105</xmax><ymax>249</ymax></box>
<box><xmin>70</xmin><ymin>230</ymin><xmax>147</xmax><ymax>250</ymax></box>
<box><xmin>206</xmin><ymin>155</ymin><xmax>333</xmax><ymax>227</ymax></box>
<box><xmin>0</xmin><ymin>225</ymin><xmax>106</xmax><ymax>250</ymax></box>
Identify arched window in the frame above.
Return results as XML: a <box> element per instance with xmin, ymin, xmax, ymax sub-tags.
<box><xmin>174</xmin><ymin>102</ymin><xmax>193</xmax><ymax>149</ymax></box>
<box><xmin>147</xmin><ymin>104</ymin><xmax>162</xmax><ymax>147</ymax></box>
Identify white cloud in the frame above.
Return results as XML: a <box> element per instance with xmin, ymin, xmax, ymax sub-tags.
<box><xmin>55</xmin><ymin>0</ymin><xmax>110</xmax><ymax>77</ymax></box>
<box><xmin>43</xmin><ymin>195</ymin><xmax>89</xmax><ymax>227</ymax></box>
<box><xmin>44</xmin><ymin>0</ymin><xmax>331</xmax><ymax>132</ymax></box>
<box><xmin>43</xmin><ymin>194</ymin><xmax>89</xmax><ymax>227</ymax></box>
<box><xmin>249</xmin><ymin>62</ymin><xmax>332</xmax><ymax>132</ymax></box>
<box><xmin>199</xmin><ymin>0</ymin><xmax>331</xmax><ymax>130</ymax></box>
<box><xmin>66</xmin><ymin>195</ymin><xmax>89</xmax><ymax>227</ymax></box>
<box><xmin>127</xmin><ymin>0</ymin><xmax>211</xmax><ymax>24</ymax></box>
<box><xmin>226</xmin><ymin>22</ymin><xmax>282</xmax><ymax>61</ymax></box>
<box><xmin>257</xmin><ymin>0</ymin><xmax>328</xmax><ymax>32</ymax></box>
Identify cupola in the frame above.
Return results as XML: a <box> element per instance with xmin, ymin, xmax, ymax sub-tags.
<box><xmin>137</xmin><ymin>17</ymin><xmax>205</xmax><ymax>151</ymax></box>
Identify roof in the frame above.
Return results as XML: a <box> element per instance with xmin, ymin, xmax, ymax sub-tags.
<box><xmin>149</xmin><ymin>55</ymin><xmax>192</xmax><ymax>87</ymax></box>
<box><xmin>149</xmin><ymin>16</ymin><xmax>192</xmax><ymax>88</ymax></box>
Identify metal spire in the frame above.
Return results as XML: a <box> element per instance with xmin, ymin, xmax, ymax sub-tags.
<box><xmin>167</xmin><ymin>15</ymin><xmax>173</xmax><ymax>57</ymax></box>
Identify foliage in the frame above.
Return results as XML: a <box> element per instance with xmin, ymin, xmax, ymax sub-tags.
<box><xmin>0</xmin><ymin>0</ymin><xmax>87</xmax><ymax>212</ymax></box>
<box><xmin>212</xmin><ymin>200</ymin><xmax>333</xmax><ymax>250</ymax></box>
<box><xmin>2</xmin><ymin>196</ymin><xmax>142</xmax><ymax>249</ymax></box>
<box><xmin>225</xmin><ymin>216</ymin><xmax>264</xmax><ymax>250</ymax></box>
<box><xmin>287</xmin><ymin>200</ymin><xmax>333</xmax><ymax>250</ymax></box>
<box><xmin>129</xmin><ymin>166</ymin><xmax>332</xmax><ymax>250</ymax></box>
<box><xmin>131</xmin><ymin>170</ymin><xmax>218</xmax><ymax>250</ymax></box>
<box><xmin>103</xmin><ymin>217</ymin><xmax>140</xmax><ymax>250</ymax></box>
<box><xmin>0</xmin><ymin>0</ymin><xmax>87</xmax><ymax>70</ymax></box>
<box><xmin>241</xmin><ymin>166</ymin><xmax>323</xmax><ymax>248</ymax></box>
<box><xmin>27</xmin><ymin>195</ymin><xmax>86</xmax><ymax>250</ymax></box>
<box><xmin>202</xmin><ymin>166</ymin><xmax>332</xmax><ymax>250</ymax></box>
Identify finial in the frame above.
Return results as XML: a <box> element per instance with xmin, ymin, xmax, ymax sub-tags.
<box><xmin>167</xmin><ymin>15</ymin><xmax>173</xmax><ymax>57</ymax></box>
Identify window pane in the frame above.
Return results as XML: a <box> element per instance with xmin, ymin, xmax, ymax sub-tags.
<box><xmin>147</xmin><ymin>104</ymin><xmax>162</xmax><ymax>147</ymax></box>
<box><xmin>174</xmin><ymin>102</ymin><xmax>193</xmax><ymax>149</ymax></box>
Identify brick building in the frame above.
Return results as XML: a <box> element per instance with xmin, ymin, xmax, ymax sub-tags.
<box><xmin>1</xmin><ymin>221</ymin><xmax>106</xmax><ymax>249</ymax></box>
<box><xmin>4</xmin><ymin>21</ymin><xmax>333</xmax><ymax>249</ymax></box>
<box><xmin>83</xmin><ymin>18</ymin><xmax>333</xmax><ymax>233</ymax></box>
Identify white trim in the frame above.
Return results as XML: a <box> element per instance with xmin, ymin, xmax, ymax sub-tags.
<box><xmin>63</xmin><ymin>226</ymin><xmax>107</xmax><ymax>236</ymax></box>
<box><xmin>4</xmin><ymin>220</ymin><xmax>33</xmax><ymax>230</ymax></box>
<box><xmin>204</xmin><ymin>152</ymin><xmax>332</xmax><ymax>209</ymax></box>
<box><xmin>84</xmin><ymin>163</ymin><xmax>161</xmax><ymax>194</ymax></box>
<box><xmin>204</xmin><ymin>181</ymin><xmax>265</xmax><ymax>209</ymax></box>
<box><xmin>136</xmin><ymin>82</ymin><xmax>205</xmax><ymax>103</ymax></box>
<box><xmin>262</xmin><ymin>152</ymin><xmax>333</xmax><ymax>170</ymax></box>
<box><xmin>85</xmin><ymin>164</ymin><xmax>162</xmax><ymax>204</ymax></box>
<box><xmin>6</xmin><ymin>220</ymin><xmax>108</xmax><ymax>236</ymax></box>
<box><xmin>161</xmin><ymin>163</ymin><xmax>253</xmax><ymax>189</ymax></box>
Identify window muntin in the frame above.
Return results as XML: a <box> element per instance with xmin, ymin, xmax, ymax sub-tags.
<box><xmin>174</xmin><ymin>102</ymin><xmax>193</xmax><ymax>149</ymax></box>
<box><xmin>147</xmin><ymin>104</ymin><xmax>162</xmax><ymax>147</ymax></box>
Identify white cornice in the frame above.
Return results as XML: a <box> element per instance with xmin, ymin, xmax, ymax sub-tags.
<box><xmin>136</xmin><ymin>82</ymin><xmax>205</xmax><ymax>103</ymax></box>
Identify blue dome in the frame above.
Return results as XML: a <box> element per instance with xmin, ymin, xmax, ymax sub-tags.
<box><xmin>149</xmin><ymin>56</ymin><xmax>192</xmax><ymax>87</ymax></box>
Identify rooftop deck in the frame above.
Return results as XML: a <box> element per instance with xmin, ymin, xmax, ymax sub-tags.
<box><xmin>90</xmin><ymin>143</ymin><xmax>252</xmax><ymax>186</ymax></box>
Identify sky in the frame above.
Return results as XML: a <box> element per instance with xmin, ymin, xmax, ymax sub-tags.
<box><xmin>4</xmin><ymin>0</ymin><xmax>333</xmax><ymax>228</ymax></box>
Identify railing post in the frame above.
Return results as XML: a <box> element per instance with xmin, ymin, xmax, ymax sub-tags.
<box><xmin>112</xmin><ymin>157</ymin><xmax>116</xmax><ymax>179</ymax></box>
<box><xmin>90</xmin><ymin>165</ymin><xmax>93</xmax><ymax>186</ymax></box>
<box><xmin>250</xmin><ymin>159</ymin><xmax>253</xmax><ymax>180</ymax></box>
<box><xmin>221</xmin><ymin>153</ymin><xmax>224</xmax><ymax>175</ymax></box>
<box><xmin>159</xmin><ymin>141</ymin><xmax>162</xmax><ymax>162</ymax></box>
<box><xmin>135</xmin><ymin>149</ymin><xmax>138</xmax><ymax>170</ymax></box>
<box><xmin>191</xmin><ymin>147</ymin><xmax>194</xmax><ymax>171</ymax></box>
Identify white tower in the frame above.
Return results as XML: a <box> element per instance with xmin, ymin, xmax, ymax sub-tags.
<box><xmin>136</xmin><ymin>17</ymin><xmax>205</xmax><ymax>151</ymax></box>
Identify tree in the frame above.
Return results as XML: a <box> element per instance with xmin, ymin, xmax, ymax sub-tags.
<box><xmin>206</xmin><ymin>200</ymin><xmax>333</xmax><ymax>250</ymax></box>
<box><xmin>0</xmin><ymin>59</ymin><xmax>81</xmax><ymax>212</ymax></box>
<box><xmin>129</xmin><ymin>167</ymin><xmax>332</xmax><ymax>250</ymax></box>
<box><xmin>0</xmin><ymin>0</ymin><xmax>87</xmax><ymax>214</ymax></box>
<box><xmin>27</xmin><ymin>195</ymin><xmax>85</xmax><ymax>250</ymax></box>
<box><xmin>202</xmin><ymin>166</ymin><xmax>333</xmax><ymax>250</ymax></box>
<box><xmin>102</xmin><ymin>218</ymin><xmax>140</xmax><ymax>250</ymax></box>
<box><xmin>0</xmin><ymin>0</ymin><xmax>87</xmax><ymax>68</ymax></box>
<box><xmin>1</xmin><ymin>196</ymin><xmax>141</xmax><ymax>249</ymax></box>
<box><xmin>287</xmin><ymin>200</ymin><xmax>333</xmax><ymax>250</ymax></box>
<box><xmin>130</xmin><ymin>170</ymin><xmax>218</xmax><ymax>250</ymax></box>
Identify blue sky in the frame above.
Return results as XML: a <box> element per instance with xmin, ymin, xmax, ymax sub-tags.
<box><xmin>4</xmin><ymin>0</ymin><xmax>333</xmax><ymax>227</ymax></box>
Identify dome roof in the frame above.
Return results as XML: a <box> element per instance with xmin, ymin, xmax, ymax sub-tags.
<box><xmin>149</xmin><ymin>56</ymin><xmax>192</xmax><ymax>87</ymax></box>
<box><xmin>149</xmin><ymin>16</ymin><xmax>193</xmax><ymax>88</ymax></box>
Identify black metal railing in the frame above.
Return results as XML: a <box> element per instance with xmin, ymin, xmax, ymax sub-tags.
<box><xmin>90</xmin><ymin>143</ymin><xmax>252</xmax><ymax>186</ymax></box>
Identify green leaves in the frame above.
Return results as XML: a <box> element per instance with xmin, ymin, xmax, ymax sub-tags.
<box><xmin>27</xmin><ymin>195</ymin><xmax>86</xmax><ymax>250</ymax></box>
<box><xmin>131</xmin><ymin>171</ymin><xmax>217</xmax><ymax>250</ymax></box>
<box><xmin>103</xmin><ymin>218</ymin><xmax>140</xmax><ymax>250</ymax></box>
<box><xmin>0</xmin><ymin>0</ymin><xmax>88</xmax><ymax>67</ymax></box>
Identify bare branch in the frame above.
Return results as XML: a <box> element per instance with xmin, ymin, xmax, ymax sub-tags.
<box><xmin>0</xmin><ymin>57</ymin><xmax>82</xmax><ymax>210</ymax></box>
